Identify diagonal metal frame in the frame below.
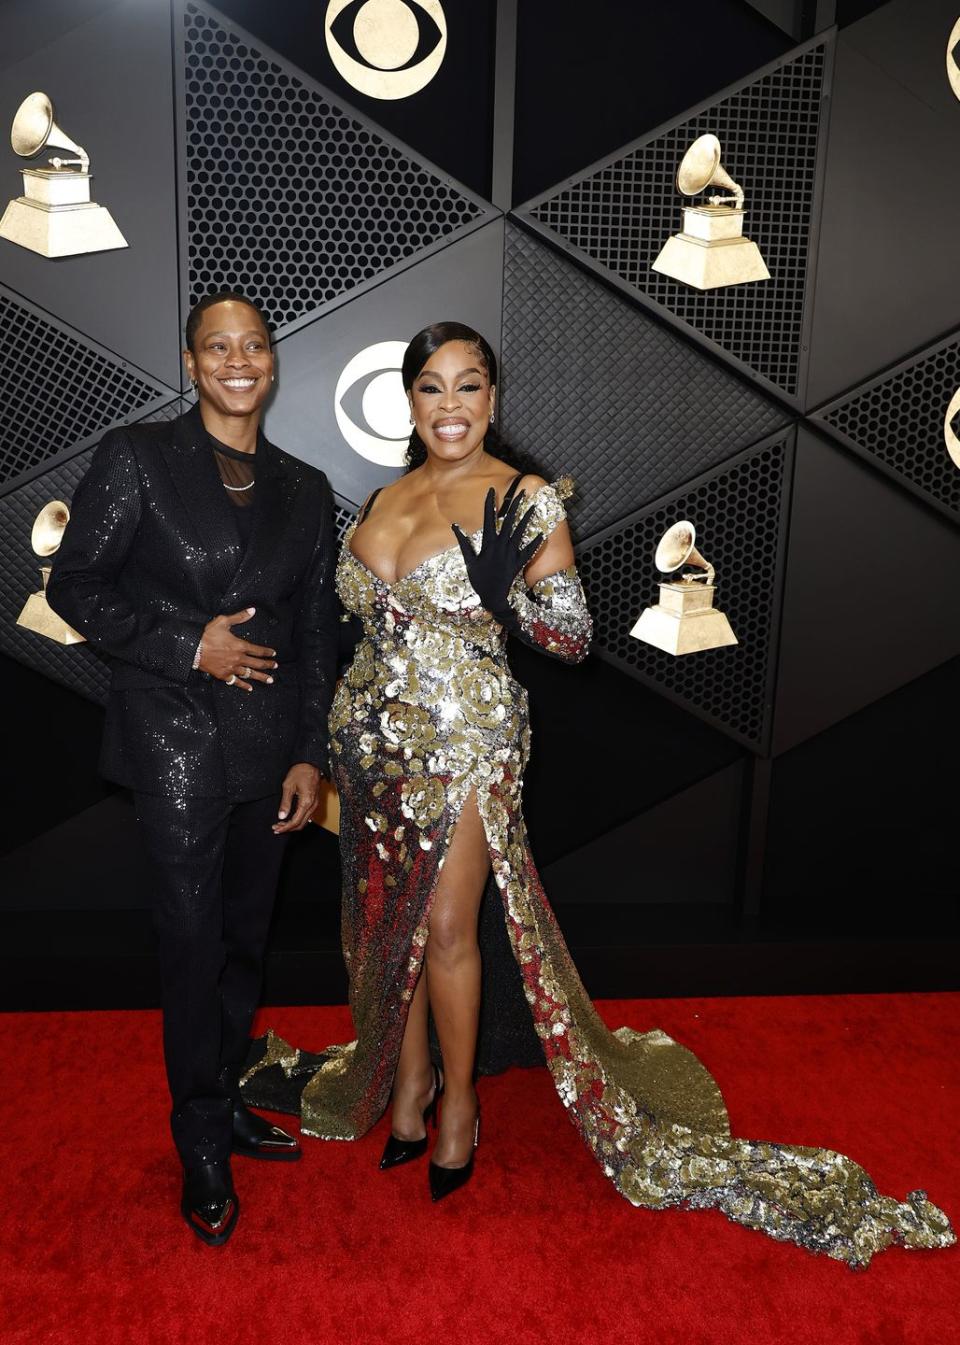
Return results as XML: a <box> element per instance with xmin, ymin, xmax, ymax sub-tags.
<box><xmin>0</xmin><ymin>281</ymin><xmax>180</xmax><ymax>500</ymax></box>
<box><xmin>575</xmin><ymin>425</ymin><xmax>797</xmax><ymax>757</ymax></box>
<box><xmin>511</xmin><ymin>30</ymin><xmax>836</xmax><ymax>412</ymax></box>
<box><xmin>173</xmin><ymin>0</ymin><xmax>503</xmax><ymax>384</ymax></box>
<box><xmin>810</xmin><ymin>327</ymin><xmax>960</xmax><ymax>530</ymax></box>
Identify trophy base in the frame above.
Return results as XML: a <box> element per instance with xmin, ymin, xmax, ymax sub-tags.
<box><xmin>652</xmin><ymin>233</ymin><xmax>769</xmax><ymax>290</ymax></box>
<box><xmin>16</xmin><ymin>592</ymin><xmax>85</xmax><ymax>644</ymax></box>
<box><xmin>630</xmin><ymin>603</ymin><xmax>738</xmax><ymax>656</ymax></box>
<box><xmin>0</xmin><ymin>197</ymin><xmax>128</xmax><ymax>258</ymax></box>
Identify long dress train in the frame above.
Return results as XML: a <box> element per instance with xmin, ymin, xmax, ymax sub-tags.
<box><xmin>242</xmin><ymin>478</ymin><xmax>954</xmax><ymax>1268</ymax></box>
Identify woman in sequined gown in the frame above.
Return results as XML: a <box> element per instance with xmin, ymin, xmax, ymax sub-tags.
<box><xmin>244</xmin><ymin>323</ymin><xmax>953</xmax><ymax>1264</ymax></box>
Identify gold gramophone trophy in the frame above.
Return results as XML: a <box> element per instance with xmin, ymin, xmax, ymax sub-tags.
<box><xmin>652</xmin><ymin>134</ymin><xmax>768</xmax><ymax>290</ymax></box>
<box><xmin>16</xmin><ymin>501</ymin><xmax>84</xmax><ymax>644</ymax></box>
<box><xmin>0</xmin><ymin>92</ymin><xmax>127</xmax><ymax>258</ymax></box>
<box><xmin>630</xmin><ymin>520</ymin><xmax>737</xmax><ymax>656</ymax></box>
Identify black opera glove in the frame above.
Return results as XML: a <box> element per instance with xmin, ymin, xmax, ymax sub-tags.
<box><xmin>451</xmin><ymin>487</ymin><xmax>544</xmax><ymax>629</ymax></box>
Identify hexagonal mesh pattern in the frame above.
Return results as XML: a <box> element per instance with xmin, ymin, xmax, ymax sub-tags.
<box><xmin>816</xmin><ymin>338</ymin><xmax>960</xmax><ymax>518</ymax></box>
<box><xmin>1</xmin><ymin>400</ymin><xmax>188</xmax><ymax>703</ymax></box>
<box><xmin>577</xmin><ymin>433</ymin><xmax>790</xmax><ymax>749</ymax></box>
<box><xmin>527</xmin><ymin>45</ymin><xmax>826</xmax><ymax>398</ymax></box>
<box><xmin>0</xmin><ymin>446</ymin><xmax>110</xmax><ymax>704</ymax></box>
<box><xmin>0</xmin><ymin>286</ymin><xmax>168</xmax><ymax>489</ymax></box>
<box><xmin>500</xmin><ymin>225</ymin><xmax>787</xmax><ymax>541</ymax></box>
<box><xmin>0</xmin><ymin>402</ymin><xmax>359</xmax><ymax>705</ymax></box>
<box><xmin>183</xmin><ymin>2</ymin><xmax>487</xmax><ymax>332</ymax></box>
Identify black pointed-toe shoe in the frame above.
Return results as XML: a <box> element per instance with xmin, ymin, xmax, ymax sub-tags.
<box><xmin>232</xmin><ymin>1101</ymin><xmax>301</xmax><ymax>1161</ymax></box>
<box><xmin>181</xmin><ymin>1160</ymin><xmax>240</xmax><ymax>1246</ymax></box>
<box><xmin>428</xmin><ymin>1107</ymin><xmax>481</xmax><ymax>1203</ymax></box>
<box><xmin>379</xmin><ymin>1064</ymin><xmax>443</xmax><ymax>1171</ymax></box>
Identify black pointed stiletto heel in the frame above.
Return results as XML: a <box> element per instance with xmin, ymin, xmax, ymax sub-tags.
<box><xmin>429</xmin><ymin>1105</ymin><xmax>481</xmax><ymax>1203</ymax></box>
<box><xmin>379</xmin><ymin>1063</ymin><xmax>443</xmax><ymax>1170</ymax></box>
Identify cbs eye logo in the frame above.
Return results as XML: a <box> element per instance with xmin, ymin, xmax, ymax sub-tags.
<box><xmin>335</xmin><ymin>342</ymin><xmax>411</xmax><ymax>467</ymax></box>
<box><xmin>943</xmin><ymin>386</ymin><xmax>960</xmax><ymax>470</ymax></box>
<box><xmin>949</xmin><ymin>17</ymin><xmax>960</xmax><ymax>102</ymax></box>
<box><xmin>325</xmin><ymin>0</ymin><xmax>447</xmax><ymax>101</ymax></box>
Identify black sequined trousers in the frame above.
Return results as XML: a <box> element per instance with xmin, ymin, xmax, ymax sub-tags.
<box><xmin>134</xmin><ymin>791</ymin><xmax>288</xmax><ymax>1168</ymax></box>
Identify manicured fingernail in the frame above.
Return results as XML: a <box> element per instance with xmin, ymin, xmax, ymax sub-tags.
<box><xmin>278</xmin><ymin>811</ymin><xmax>288</xmax><ymax>820</ymax></box>
<box><xmin>247</xmin><ymin>607</ymin><xmax>256</xmax><ymax>614</ymax></box>
<box><xmin>266</xmin><ymin>677</ymin><xmax>274</xmax><ymax>684</ymax></box>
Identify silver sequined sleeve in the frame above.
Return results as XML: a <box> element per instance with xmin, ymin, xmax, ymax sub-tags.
<box><xmin>47</xmin><ymin>429</ymin><xmax>206</xmax><ymax>683</ymax></box>
<box><xmin>505</xmin><ymin>477</ymin><xmax>592</xmax><ymax>664</ymax></box>
<box><xmin>507</xmin><ymin>566</ymin><xmax>592</xmax><ymax>664</ymax></box>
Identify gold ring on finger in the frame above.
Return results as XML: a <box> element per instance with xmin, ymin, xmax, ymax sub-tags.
<box><xmin>226</xmin><ymin>674</ymin><xmax>237</xmax><ymax>685</ymax></box>
<box><xmin>240</xmin><ymin>666</ymin><xmax>251</xmax><ymax>678</ymax></box>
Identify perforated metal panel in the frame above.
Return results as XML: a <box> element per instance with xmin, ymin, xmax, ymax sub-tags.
<box><xmin>577</xmin><ymin>431</ymin><xmax>792</xmax><ymax>750</ymax></box>
<box><xmin>182</xmin><ymin>1</ymin><xmax>491</xmax><ymax>336</ymax></box>
<box><xmin>520</xmin><ymin>42</ymin><xmax>829</xmax><ymax>400</ymax></box>
<box><xmin>146</xmin><ymin>397</ymin><xmax>194</xmax><ymax>424</ymax></box>
<box><xmin>0</xmin><ymin>447</ymin><xmax>110</xmax><ymax>703</ymax></box>
<box><xmin>333</xmin><ymin>497</ymin><xmax>356</xmax><ymax>545</ymax></box>
<box><xmin>0</xmin><ymin>403</ymin><xmax>358</xmax><ymax>704</ymax></box>
<box><xmin>0</xmin><ymin>399</ymin><xmax>187</xmax><ymax>702</ymax></box>
<box><xmin>0</xmin><ymin>286</ymin><xmax>172</xmax><ymax>489</ymax></box>
<box><xmin>813</xmin><ymin>334</ymin><xmax>960</xmax><ymax>522</ymax></box>
<box><xmin>500</xmin><ymin>225</ymin><xmax>787</xmax><ymax>542</ymax></box>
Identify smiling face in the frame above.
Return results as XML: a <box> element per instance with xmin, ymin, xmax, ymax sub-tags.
<box><xmin>183</xmin><ymin>300</ymin><xmax>274</xmax><ymax>419</ymax></box>
<box><xmin>407</xmin><ymin>339</ymin><xmax>496</xmax><ymax>463</ymax></box>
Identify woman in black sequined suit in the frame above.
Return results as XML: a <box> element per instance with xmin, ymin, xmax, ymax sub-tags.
<box><xmin>243</xmin><ymin>322</ymin><xmax>953</xmax><ymax>1262</ymax></box>
<box><xmin>47</xmin><ymin>292</ymin><xmax>340</xmax><ymax>1246</ymax></box>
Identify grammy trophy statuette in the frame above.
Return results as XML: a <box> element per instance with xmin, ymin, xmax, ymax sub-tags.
<box><xmin>630</xmin><ymin>521</ymin><xmax>737</xmax><ymax>656</ymax></box>
<box><xmin>0</xmin><ymin>92</ymin><xmax>127</xmax><ymax>258</ymax></box>
<box><xmin>17</xmin><ymin>501</ymin><xmax>84</xmax><ymax>645</ymax></box>
<box><xmin>652</xmin><ymin>134</ymin><xmax>769</xmax><ymax>290</ymax></box>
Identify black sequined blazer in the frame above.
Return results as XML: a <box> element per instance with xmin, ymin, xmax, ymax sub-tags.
<box><xmin>47</xmin><ymin>405</ymin><xmax>339</xmax><ymax>799</ymax></box>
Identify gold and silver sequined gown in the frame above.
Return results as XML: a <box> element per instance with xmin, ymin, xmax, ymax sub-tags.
<box><xmin>247</xmin><ymin>479</ymin><xmax>954</xmax><ymax>1268</ymax></box>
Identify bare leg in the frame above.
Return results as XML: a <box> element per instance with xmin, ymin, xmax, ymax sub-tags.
<box><xmin>388</xmin><ymin>971</ymin><xmax>435</xmax><ymax>1141</ymax></box>
<box><xmin>426</xmin><ymin>791</ymin><xmax>490</xmax><ymax>1168</ymax></box>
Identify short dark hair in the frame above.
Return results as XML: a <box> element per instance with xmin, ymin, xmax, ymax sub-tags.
<box><xmin>184</xmin><ymin>290</ymin><xmax>272</xmax><ymax>352</ymax></box>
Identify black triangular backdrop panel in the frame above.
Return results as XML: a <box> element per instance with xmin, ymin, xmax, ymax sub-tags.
<box><xmin>814</xmin><ymin>332</ymin><xmax>960</xmax><ymax>521</ymax></box>
<box><xmin>1</xmin><ymin>448</ymin><xmax>112</xmax><ymax>704</ymax></box>
<box><xmin>182</xmin><ymin>1</ymin><xmax>495</xmax><ymax>337</ymax></box>
<box><xmin>518</xmin><ymin>39</ymin><xmax>830</xmax><ymax>401</ymax></box>
<box><xmin>499</xmin><ymin>224</ymin><xmax>788</xmax><ymax>542</ymax></box>
<box><xmin>577</xmin><ymin>430</ymin><xmax>793</xmax><ymax>752</ymax></box>
<box><xmin>0</xmin><ymin>398</ymin><xmax>197</xmax><ymax>704</ymax></box>
<box><xmin>0</xmin><ymin>285</ymin><xmax>174</xmax><ymax>490</ymax></box>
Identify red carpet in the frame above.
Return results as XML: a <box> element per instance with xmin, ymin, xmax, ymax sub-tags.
<box><xmin>0</xmin><ymin>993</ymin><xmax>957</xmax><ymax>1345</ymax></box>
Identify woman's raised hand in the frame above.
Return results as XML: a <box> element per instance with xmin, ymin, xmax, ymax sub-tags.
<box><xmin>451</xmin><ymin>488</ymin><xmax>543</xmax><ymax>625</ymax></box>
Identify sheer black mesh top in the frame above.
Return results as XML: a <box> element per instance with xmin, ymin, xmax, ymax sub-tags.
<box><xmin>209</xmin><ymin>434</ymin><xmax>256</xmax><ymax>506</ymax></box>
